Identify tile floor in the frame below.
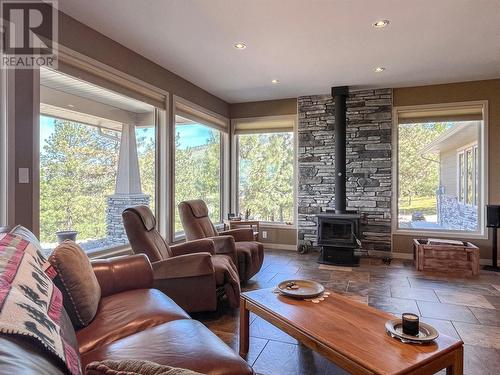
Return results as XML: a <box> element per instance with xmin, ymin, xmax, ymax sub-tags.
<box><xmin>194</xmin><ymin>249</ymin><xmax>500</xmax><ymax>375</ymax></box>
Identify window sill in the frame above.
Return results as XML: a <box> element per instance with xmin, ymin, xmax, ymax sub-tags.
<box><xmin>87</xmin><ymin>244</ymin><xmax>133</xmax><ymax>260</ymax></box>
<box><xmin>259</xmin><ymin>222</ymin><xmax>296</xmax><ymax>229</ymax></box>
<box><xmin>393</xmin><ymin>228</ymin><xmax>488</xmax><ymax>240</ymax></box>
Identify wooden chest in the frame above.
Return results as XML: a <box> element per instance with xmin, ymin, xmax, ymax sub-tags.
<box><xmin>413</xmin><ymin>239</ymin><xmax>480</xmax><ymax>276</ymax></box>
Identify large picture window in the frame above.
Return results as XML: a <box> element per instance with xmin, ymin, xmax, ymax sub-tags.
<box><xmin>174</xmin><ymin>115</ymin><xmax>222</xmax><ymax>234</ymax></box>
<box><xmin>234</xmin><ymin>116</ymin><xmax>295</xmax><ymax>224</ymax></box>
<box><xmin>394</xmin><ymin>103</ymin><xmax>486</xmax><ymax>235</ymax></box>
<box><xmin>39</xmin><ymin>68</ymin><xmax>157</xmax><ymax>253</ymax></box>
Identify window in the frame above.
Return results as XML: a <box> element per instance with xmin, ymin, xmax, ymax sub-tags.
<box><xmin>234</xmin><ymin>116</ymin><xmax>295</xmax><ymax>224</ymax></box>
<box><xmin>394</xmin><ymin>102</ymin><xmax>486</xmax><ymax>236</ymax></box>
<box><xmin>173</xmin><ymin>115</ymin><xmax>222</xmax><ymax>234</ymax></box>
<box><xmin>39</xmin><ymin>68</ymin><xmax>157</xmax><ymax>253</ymax></box>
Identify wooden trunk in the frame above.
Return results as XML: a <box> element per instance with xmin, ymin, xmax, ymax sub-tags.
<box><xmin>413</xmin><ymin>239</ymin><xmax>480</xmax><ymax>276</ymax></box>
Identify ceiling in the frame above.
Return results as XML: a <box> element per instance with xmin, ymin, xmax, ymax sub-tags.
<box><xmin>59</xmin><ymin>0</ymin><xmax>500</xmax><ymax>103</ymax></box>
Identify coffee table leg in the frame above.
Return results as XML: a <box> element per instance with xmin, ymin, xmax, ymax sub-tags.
<box><xmin>446</xmin><ymin>346</ymin><xmax>464</xmax><ymax>375</ymax></box>
<box><xmin>239</xmin><ymin>298</ymin><xmax>249</xmax><ymax>357</ymax></box>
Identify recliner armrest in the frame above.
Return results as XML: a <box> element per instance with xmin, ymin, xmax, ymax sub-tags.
<box><xmin>219</xmin><ymin>228</ymin><xmax>255</xmax><ymax>242</ymax></box>
<box><xmin>170</xmin><ymin>238</ymin><xmax>215</xmax><ymax>256</ymax></box>
<box><xmin>91</xmin><ymin>254</ymin><xmax>153</xmax><ymax>297</ymax></box>
<box><xmin>152</xmin><ymin>253</ymin><xmax>214</xmax><ymax>279</ymax></box>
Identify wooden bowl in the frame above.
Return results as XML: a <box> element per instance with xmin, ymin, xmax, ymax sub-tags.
<box><xmin>277</xmin><ymin>279</ymin><xmax>325</xmax><ymax>299</ymax></box>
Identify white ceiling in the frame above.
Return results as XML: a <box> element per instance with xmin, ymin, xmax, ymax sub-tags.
<box><xmin>59</xmin><ymin>0</ymin><xmax>500</xmax><ymax>103</ymax></box>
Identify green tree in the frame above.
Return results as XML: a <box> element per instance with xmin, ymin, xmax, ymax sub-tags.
<box><xmin>40</xmin><ymin>119</ymin><xmax>119</xmax><ymax>242</ymax></box>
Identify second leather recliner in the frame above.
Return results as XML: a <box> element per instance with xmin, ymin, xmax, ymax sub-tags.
<box><xmin>122</xmin><ymin>206</ymin><xmax>240</xmax><ymax>312</ymax></box>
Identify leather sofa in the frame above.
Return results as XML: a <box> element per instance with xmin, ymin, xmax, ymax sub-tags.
<box><xmin>0</xmin><ymin>225</ymin><xmax>253</xmax><ymax>375</ymax></box>
<box><xmin>178</xmin><ymin>200</ymin><xmax>264</xmax><ymax>283</ymax></box>
<box><xmin>122</xmin><ymin>206</ymin><xmax>241</xmax><ymax>311</ymax></box>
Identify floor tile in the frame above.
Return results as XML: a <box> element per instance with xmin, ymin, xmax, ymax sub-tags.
<box><xmin>250</xmin><ymin>316</ymin><xmax>298</xmax><ymax>344</ymax></box>
<box><xmin>368</xmin><ymin>295</ymin><xmax>419</xmax><ymax>315</ymax></box>
<box><xmin>435</xmin><ymin>290</ymin><xmax>495</xmax><ymax>309</ymax></box>
<box><xmin>419</xmin><ymin>317</ymin><xmax>460</xmax><ymax>339</ymax></box>
<box><xmin>453</xmin><ymin>322</ymin><xmax>500</xmax><ymax>349</ymax></box>
<box><xmin>417</xmin><ymin>301</ymin><xmax>478</xmax><ymax>323</ymax></box>
<box><xmin>213</xmin><ymin>330</ymin><xmax>268</xmax><ymax>366</ymax></box>
<box><xmin>469</xmin><ymin>306</ymin><xmax>500</xmax><ymax>326</ymax></box>
<box><xmin>347</xmin><ymin>281</ymin><xmax>391</xmax><ymax>297</ymax></box>
<box><xmin>464</xmin><ymin>344</ymin><xmax>500</xmax><ymax>375</ymax></box>
<box><xmin>390</xmin><ymin>286</ymin><xmax>439</xmax><ymax>302</ymax></box>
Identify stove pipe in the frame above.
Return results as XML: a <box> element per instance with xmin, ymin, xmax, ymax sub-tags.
<box><xmin>331</xmin><ymin>86</ymin><xmax>349</xmax><ymax>214</ymax></box>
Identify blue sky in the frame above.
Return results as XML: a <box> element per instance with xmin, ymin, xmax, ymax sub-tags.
<box><xmin>40</xmin><ymin>115</ymin><xmax>213</xmax><ymax>152</ymax></box>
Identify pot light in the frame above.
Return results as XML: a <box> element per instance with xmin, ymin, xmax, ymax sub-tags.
<box><xmin>234</xmin><ymin>42</ymin><xmax>247</xmax><ymax>50</ymax></box>
<box><xmin>374</xmin><ymin>67</ymin><xmax>386</xmax><ymax>73</ymax></box>
<box><xmin>67</xmin><ymin>104</ymin><xmax>75</xmax><ymax>108</ymax></box>
<box><xmin>271</xmin><ymin>79</ymin><xmax>280</xmax><ymax>84</ymax></box>
<box><xmin>373</xmin><ymin>19</ymin><xmax>390</xmax><ymax>28</ymax></box>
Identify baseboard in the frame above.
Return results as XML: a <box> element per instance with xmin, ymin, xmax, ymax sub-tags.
<box><xmin>263</xmin><ymin>243</ymin><xmax>297</xmax><ymax>251</ymax></box>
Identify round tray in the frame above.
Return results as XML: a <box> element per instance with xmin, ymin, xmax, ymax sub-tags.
<box><xmin>277</xmin><ymin>279</ymin><xmax>325</xmax><ymax>299</ymax></box>
<box><xmin>385</xmin><ymin>319</ymin><xmax>439</xmax><ymax>344</ymax></box>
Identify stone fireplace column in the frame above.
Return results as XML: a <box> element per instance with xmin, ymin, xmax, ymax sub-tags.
<box><xmin>106</xmin><ymin>124</ymin><xmax>149</xmax><ymax>245</ymax></box>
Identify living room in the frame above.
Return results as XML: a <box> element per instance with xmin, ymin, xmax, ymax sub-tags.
<box><xmin>0</xmin><ymin>1</ymin><xmax>499</xmax><ymax>374</ymax></box>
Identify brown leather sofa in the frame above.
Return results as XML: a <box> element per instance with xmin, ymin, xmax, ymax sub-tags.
<box><xmin>0</xmin><ymin>225</ymin><xmax>253</xmax><ymax>375</ymax></box>
<box><xmin>178</xmin><ymin>200</ymin><xmax>264</xmax><ymax>283</ymax></box>
<box><xmin>122</xmin><ymin>206</ymin><xmax>240</xmax><ymax>311</ymax></box>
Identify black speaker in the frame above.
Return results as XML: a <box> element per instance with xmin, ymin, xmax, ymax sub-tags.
<box><xmin>486</xmin><ymin>205</ymin><xmax>500</xmax><ymax>228</ymax></box>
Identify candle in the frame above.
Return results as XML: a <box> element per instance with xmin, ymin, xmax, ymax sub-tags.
<box><xmin>402</xmin><ymin>313</ymin><xmax>419</xmax><ymax>336</ymax></box>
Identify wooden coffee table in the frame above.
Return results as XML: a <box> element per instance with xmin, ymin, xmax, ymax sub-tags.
<box><xmin>240</xmin><ymin>288</ymin><xmax>463</xmax><ymax>375</ymax></box>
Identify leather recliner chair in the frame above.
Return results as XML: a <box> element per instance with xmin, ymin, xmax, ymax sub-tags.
<box><xmin>122</xmin><ymin>206</ymin><xmax>241</xmax><ymax>311</ymax></box>
<box><xmin>178</xmin><ymin>200</ymin><xmax>264</xmax><ymax>283</ymax></box>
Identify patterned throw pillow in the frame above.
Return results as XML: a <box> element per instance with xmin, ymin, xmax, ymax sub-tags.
<box><xmin>49</xmin><ymin>241</ymin><xmax>101</xmax><ymax>329</ymax></box>
<box><xmin>86</xmin><ymin>360</ymin><xmax>204</xmax><ymax>375</ymax></box>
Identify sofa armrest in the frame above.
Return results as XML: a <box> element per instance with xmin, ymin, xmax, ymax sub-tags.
<box><xmin>152</xmin><ymin>253</ymin><xmax>214</xmax><ymax>279</ymax></box>
<box><xmin>170</xmin><ymin>238</ymin><xmax>215</xmax><ymax>256</ymax></box>
<box><xmin>91</xmin><ymin>254</ymin><xmax>153</xmax><ymax>297</ymax></box>
<box><xmin>219</xmin><ymin>228</ymin><xmax>254</xmax><ymax>242</ymax></box>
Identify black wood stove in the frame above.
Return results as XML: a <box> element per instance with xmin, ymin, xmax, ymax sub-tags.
<box><xmin>316</xmin><ymin>86</ymin><xmax>361</xmax><ymax>266</ymax></box>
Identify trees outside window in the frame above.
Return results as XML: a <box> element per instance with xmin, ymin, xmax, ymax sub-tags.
<box><xmin>174</xmin><ymin>116</ymin><xmax>221</xmax><ymax>233</ymax></box>
<box><xmin>237</xmin><ymin>132</ymin><xmax>294</xmax><ymax>223</ymax></box>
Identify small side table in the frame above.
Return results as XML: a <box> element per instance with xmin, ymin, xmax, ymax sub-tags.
<box><xmin>223</xmin><ymin>220</ymin><xmax>260</xmax><ymax>241</ymax></box>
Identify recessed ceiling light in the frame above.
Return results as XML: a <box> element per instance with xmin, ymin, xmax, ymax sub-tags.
<box><xmin>373</xmin><ymin>20</ymin><xmax>390</xmax><ymax>28</ymax></box>
<box><xmin>271</xmin><ymin>79</ymin><xmax>280</xmax><ymax>84</ymax></box>
<box><xmin>67</xmin><ymin>104</ymin><xmax>75</xmax><ymax>108</ymax></box>
<box><xmin>234</xmin><ymin>42</ymin><xmax>247</xmax><ymax>50</ymax></box>
<box><xmin>374</xmin><ymin>67</ymin><xmax>386</xmax><ymax>73</ymax></box>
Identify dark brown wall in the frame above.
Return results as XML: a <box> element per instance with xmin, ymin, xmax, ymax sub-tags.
<box><xmin>229</xmin><ymin>98</ymin><xmax>297</xmax><ymax>118</ymax></box>
<box><xmin>393</xmin><ymin>79</ymin><xmax>500</xmax><ymax>259</ymax></box>
<box><xmin>58</xmin><ymin>12</ymin><xmax>229</xmax><ymax>117</ymax></box>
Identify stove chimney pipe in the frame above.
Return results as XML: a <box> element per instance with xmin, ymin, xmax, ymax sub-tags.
<box><xmin>331</xmin><ymin>86</ymin><xmax>349</xmax><ymax>214</ymax></box>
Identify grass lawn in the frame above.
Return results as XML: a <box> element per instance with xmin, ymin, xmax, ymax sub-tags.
<box><xmin>399</xmin><ymin>196</ymin><xmax>437</xmax><ymax>215</ymax></box>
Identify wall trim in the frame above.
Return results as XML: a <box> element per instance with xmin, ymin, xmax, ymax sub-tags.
<box><xmin>263</xmin><ymin>243</ymin><xmax>297</xmax><ymax>251</ymax></box>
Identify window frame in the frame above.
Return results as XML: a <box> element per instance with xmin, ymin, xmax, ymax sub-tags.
<box><xmin>456</xmin><ymin>142</ymin><xmax>478</xmax><ymax>206</ymax></box>
<box><xmin>392</xmin><ymin>101</ymin><xmax>488</xmax><ymax>239</ymax></box>
<box><xmin>231</xmin><ymin>115</ymin><xmax>298</xmax><ymax>228</ymax></box>
<box><xmin>34</xmin><ymin>47</ymin><xmax>169</xmax><ymax>258</ymax></box>
<box><xmin>171</xmin><ymin>96</ymin><xmax>230</xmax><ymax>242</ymax></box>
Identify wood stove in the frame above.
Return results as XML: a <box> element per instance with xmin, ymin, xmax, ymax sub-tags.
<box><xmin>316</xmin><ymin>86</ymin><xmax>361</xmax><ymax>266</ymax></box>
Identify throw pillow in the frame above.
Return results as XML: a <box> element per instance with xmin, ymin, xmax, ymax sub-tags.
<box><xmin>49</xmin><ymin>240</ymin><xmax>101</xmax><ymax>329</ymax></box>
<box><xmin>86</xmin><ymin>360</ymin><xmax>204</xmax><ymax>375</ymax></box>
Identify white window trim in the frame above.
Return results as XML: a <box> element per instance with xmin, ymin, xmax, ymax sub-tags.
<box><xmin>34</xmin><ymin>47</ymin><xmax>169</xmax><ymax>257</ymax></box>
<box><xmin>172</xmin><ymin>95</ymin><xmax>230</xmax><ymax>243</ymax></box>
<box><xmin>231</xmin><ymin>115</ymin><xmax>298</xmax><ymax>228</ymax></box>
<box><xmin>456</xmin><ymin>142</ymin><xmax>478</xmax><ymax>206</ymax></box>
<box><xmin>392</xmin><ymin>101</ymin><xmax>488</xmax><ymax>240</ymax></box>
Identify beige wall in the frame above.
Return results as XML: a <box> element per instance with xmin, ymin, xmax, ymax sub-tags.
<box><xmin>259</xmin><ymin>225</ymin><xmax>297</xmax><ymax>248</ymax></box>
<box><xmin>58</xmin><ymin>12</ymin><xmax>229</xmax><ymax>117</ymax></box>
<box><xmin>393</xmin><ymin>79</ymin><xmax>500</xmax><ymax>259</ymax></box>
<box><xmin>229</xmin><ymin>98</ymin><xmax>297</xmax><ymax>118</ymax></box>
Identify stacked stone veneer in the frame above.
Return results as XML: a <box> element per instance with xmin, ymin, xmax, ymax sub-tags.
<box><xmin>298</xmin><ymin>89</ymin><xmax>393</xmax><ymax>252</ymax></box>
<box><xmin>106</xmin><ymin>194</ymin><xmax>150</xmax><ymax>245</ymax></box>
<box><xmin>438</xmin><ymin>194</ymin><xmax>478</xmax><ymax>231</ymax></box>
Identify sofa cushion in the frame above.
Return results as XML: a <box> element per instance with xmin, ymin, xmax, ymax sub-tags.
<box><xmin>81</xmin><ymin>320</ymin><xmax>253</xmax><ymax>375</ymax></box>
<box><xmin>77</xmin><ymin>289</ymin><xmax>190</xmax><ymax>354</ymax></box>
<box><xmin>86</xmin><ymin>360</ymin><xmax>203</xmax><ymax>375</ymax></box>
<box><xmin>49</xmin><ymin>241</ymin><xmax>101</xmax><ymax>329</ymax></box>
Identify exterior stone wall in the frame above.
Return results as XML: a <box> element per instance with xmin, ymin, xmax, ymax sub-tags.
<box><xmin>298</xmin><ymin>89</ymin><xmax>393</xmax><ymax>251</ymax></box>
<box><xmin>438</xmin><ymin>194</ymin><xmax>478</xmax><ymax>231</ymax></box>
<box><xmin>106</xmin><ymin>194</ymin><xmax>150</xmax><ymax>245</ymax></box>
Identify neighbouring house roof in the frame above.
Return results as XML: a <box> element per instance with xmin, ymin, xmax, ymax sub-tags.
<box><xmin>419</xmin><ymin>122</ymin><xmax>479</xmax><ymax>155</ymax></box>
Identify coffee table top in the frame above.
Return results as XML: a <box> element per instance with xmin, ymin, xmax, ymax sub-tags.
<box><xmin>242</xmin><ymin>288</ymin><xmax>463</xmax><ymax>375</ymax></box>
